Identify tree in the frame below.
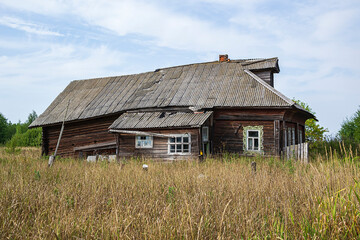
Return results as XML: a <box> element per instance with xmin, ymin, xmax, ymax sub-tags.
<box><xmin>293</xmin><ymin>99</ymin><xmax>328</xmax><ymax>142</ymax></box>
<box><xmin>0</xmin><ymin>113</ymin><xmax>8</xmax><ymax>144</ymax></box>
<box><xmin>26</xmin><ymin>110</ymin><xmax>38</xmax><ymax>125</ymax></box>
<box><xmin>339</xmin><ymin>107</ymin><xmax>360</xmax><ymax>143</ymax></box>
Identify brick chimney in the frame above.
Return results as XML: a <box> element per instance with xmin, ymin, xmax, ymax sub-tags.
<box><xmin>219</xmin><ymin>54</ymin><xmax>229</xmax><ymax>62</ymax></box>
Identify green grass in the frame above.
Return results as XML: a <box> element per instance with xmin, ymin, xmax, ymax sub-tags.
<box><xmin>0</xmin><ymin>147</ymin><xmax>360</xmax><ymax>239</ymax></box>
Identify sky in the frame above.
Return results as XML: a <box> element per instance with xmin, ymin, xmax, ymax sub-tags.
<box><xmin>0</xmin><ymin>0</ymin><xmax>359</xmax><ymax>135</ymax></box>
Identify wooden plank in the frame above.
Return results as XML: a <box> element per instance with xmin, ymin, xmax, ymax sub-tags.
<box><xmin>216</xmin><ymin>115</ymin><xmax>283</xmax><ymax>121</ymax></box>
<box><xmin>110</xmin><ymin>129</ymin><xmax>178</xmax><ymax>138</ymax></box>
<box><xmin>73</xmin><ymin>141</ymin><xmax>116</xmax><ymax>151</ymax></box>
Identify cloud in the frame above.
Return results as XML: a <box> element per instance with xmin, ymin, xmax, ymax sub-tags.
<box><xmin>0</xmin><ymin>43</ymin><xmax>126</xmax><ymax>87</ymax></box>
<box><xmin>1</xmin><ymin>0</ymin><xmax>360</xmax><ymax>133</ymax></box>
<box><xmin>0</xmin><ymin>16</ymin><xmax>63</xmax><ymax>36</ymax></box>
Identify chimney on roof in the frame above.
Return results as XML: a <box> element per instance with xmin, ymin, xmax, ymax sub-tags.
<box><xmin>219</xmin><ymin>54</ymin><xmax>229</xmax><ymax>62</ymax></box>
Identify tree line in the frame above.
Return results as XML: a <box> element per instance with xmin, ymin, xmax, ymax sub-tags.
<box><xmin>0</xmin><ymin>111</ymin><xmax>42</xmax><ymax>147</ymax></box>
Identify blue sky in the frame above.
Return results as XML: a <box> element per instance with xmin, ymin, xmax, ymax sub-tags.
<box><xmin>0</xmin><ymin>0</ymin><xmax>359</xmax><ymax>135</ymax></box>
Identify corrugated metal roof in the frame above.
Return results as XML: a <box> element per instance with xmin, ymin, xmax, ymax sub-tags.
<box><xmin>30</xmin><ymin>57</ymin><xmax>298</xmax><ymax>128</ymax></box>
<box><xmin>109</xmin><ymin>111</ymin><xmax>213</xmax><ymax>129</ymax></box>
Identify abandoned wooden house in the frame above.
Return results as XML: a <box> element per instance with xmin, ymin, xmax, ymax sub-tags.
<box><xmin>29</xmin><ymin>55</ymin><xmax>314</xmax><ymax>160</ymax></box>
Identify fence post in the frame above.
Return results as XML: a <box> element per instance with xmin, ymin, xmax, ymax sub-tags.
<box><xmin>251</xmin><ymin>161</ymin><xmax>256</xmax><ymax>174</ymax></box>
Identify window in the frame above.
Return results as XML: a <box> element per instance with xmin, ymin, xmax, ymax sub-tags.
<box><xmin>299</xmin><ymin>130</ymin><xmax>303</xmax><ymax>143</ymax></box>
<box><xmin>135</xmin><ymin>135</ymin><xmax>153</xmax><ymax>148</ymax></box>
<box><xmin>247</xmin><ymin>130</ymin><xmax>260</xmax><ymax>151</ymax></box>
<box><xmin>168</xmin><ymin>134</ymin><xmax>191</xmax><ymax>154</ymax></box>
<box><xmin>202</xmin><ymin>126</ymin><xmax>209</xmax><ymax>142</ymax></box>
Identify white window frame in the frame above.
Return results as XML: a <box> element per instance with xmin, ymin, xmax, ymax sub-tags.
<box><xmin>135</xmin><ymin>135</ymin><xmax>153</xmax><ymax>148</ymax></box>
<box><xmin>202</xmin><ymin>126</ymin><xmax>209</xmax><ymax>142</ymax></box>
<box><xmin>168</xmin><ymin>134</ymin><xmax>191</xmax><ymax>155</ymax></box>
<box><xmin>246</xmin><ymin>130</ymin><xmax>260</xmax><ymax>152</ymax></box>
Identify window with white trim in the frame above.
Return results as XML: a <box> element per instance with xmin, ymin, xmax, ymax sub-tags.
<box><xmin>135</xmin><ymin>135</ymin><xmax>153</xmax><ymax>148</ymax></box>
<box><xmin>168</xmin><ymin>134</ymin><xmax>191</xmax><ymax>154</ymax></box>
<box><xmin>247</xmin><ymin>130</ymin><xmax>260</xmax><ymax>151</ymax></box>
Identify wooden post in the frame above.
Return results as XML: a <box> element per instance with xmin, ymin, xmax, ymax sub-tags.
<box><xmin>198</xmin><ymin>128</ymin><xmax>203</xmax><ymax>160</ymax></box>
<box><xmin>41</xmin><ymin>128</ymin><xmax>49</xmax><ymax>156</ymax></box>
<box><xmin>274</xmin><ymin>120</ymin><xmax>280</xmax><ymax>156</ymax></box>
<box><xmin>116</xmin><ymin>134</ymin><xmax>120</xmax><ymax>163</ymax></box>
<box><xmin>282</xmin><ymin>121</ymin><xmax>287</xmax><ymax>159</ymax></box>
<box><xmin>49</xmin><ymin>100</ymin><xmax>70</xmax><ymax>167</ymax></box>
<box><xmin>251</xmin><ymin>161</ymin><xmax>256</xmax><ymax>174</ymax></box>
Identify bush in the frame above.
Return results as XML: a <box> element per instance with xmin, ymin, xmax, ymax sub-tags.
<box><xmin>6</xmin><ymin>127</ymin><xmax>42</xmax><ymax>148</ymax></box>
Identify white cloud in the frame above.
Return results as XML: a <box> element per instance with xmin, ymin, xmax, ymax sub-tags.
<box><xmin>0</xmin><ymin>44</ymin><xmax>126</xmax><ymax>86</ymax></box>
<box><xmin>0</xmin><ymin>0</ymin><xmax>360</xmax><ymax>133</ymax></box>
<box><xmin>0</xmin><ymin>16</ymin><xmax>63</xmax><ymax>36</ymax></box>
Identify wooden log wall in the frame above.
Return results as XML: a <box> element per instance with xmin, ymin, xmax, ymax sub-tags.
<box><xmin>44</xmin><ymin>115</ymin><xmax>119</xmax><ymax>158</ymax></box>
<box><xmin>213</xmin><ymin>109</ymin><xmax>286</xmax><ymax>156</ymax></box>
<box><xmin>118</xmin><ymin>128</ymin><xmax>199</xmax><ymax>160</ymax></box>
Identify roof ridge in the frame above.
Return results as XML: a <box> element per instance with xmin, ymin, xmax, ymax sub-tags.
<box><xmin>244</xmin><ymin>69</ymin><xmax>294</xmax><ymax>106</ymax></box>
<box><xmin>65</xmin><ymin>57</ymin><xmax>279</xmax><ymax>83</ymax></box>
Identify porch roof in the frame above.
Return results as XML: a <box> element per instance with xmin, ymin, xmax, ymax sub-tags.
<box><xmin>109</xmin><ymin>111</ymin><xmax>212</xmax><ymax>130</ymax></box>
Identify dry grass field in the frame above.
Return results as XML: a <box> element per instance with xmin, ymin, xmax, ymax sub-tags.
<box><xmin>1</xmin><ymin>147</ymin><xmax>360</xmax><ymax>239</ymax></box>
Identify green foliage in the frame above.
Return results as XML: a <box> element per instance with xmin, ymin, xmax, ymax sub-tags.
<box><xmin>293</xmin><ymin>99</ymin><xmax>328</xmax><ymax>142</ymax></box>
<box><xmin>339</xmin><ymin>107</ymin><xmax>360</xmax><ymax>143</ymax></box>
<box><xmin>7</xmin><ymin>127</ymin><xmax>42</xmax><ymax>148</ymax></box>
<box><xmin>0</xmin><ymin>111</ymin><xmax>42</xmax><ymax>149</ymax></box>
<box><xmin>26</xmin><ymin>110</ymin><xmax>38</xmax><ymax>125</ymax></box>
<box><xmin>0</xmin><ymin>113</ymin><xmax>7</xmax><ymax>144</ymax></box>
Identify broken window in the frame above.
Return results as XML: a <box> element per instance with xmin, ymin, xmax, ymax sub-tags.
<box><xmin>135</xmin><ymin>135</ymin><xmax>153</xmax><ymax>148</ymax></box>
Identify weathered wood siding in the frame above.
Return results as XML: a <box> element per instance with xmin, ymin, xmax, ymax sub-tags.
<box><xmin>118</xmin><ymin>128</ymin><xmax>199</xmax><ymax>160</ymax></box>
<box><xmin>253</xmin><ymin>70</ymin><xmax>273</xmax><ymax>87</ymax></box>
<box><xmin>213</xmin><ymin>109</ymin><xmax>285</xmax><ymax>155</ymax></box>
<box><xmin>41</xmin><ymin>108</ymin><xmax>308</xmax><ymax>159</ymax></box>
<box><xmin>44</xmin><ymin>115</ymin><xmax>119</xmax><ymax>157</ymax></box>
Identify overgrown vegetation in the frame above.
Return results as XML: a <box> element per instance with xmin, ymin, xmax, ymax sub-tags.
<box><xmin>1</xmin><ymin>147</ymin><xmax>360</xmax><ymax>239</ymax></box>
<box><xmin>339</xmin><ymin>106</ymin><xmax>360</xmax><ymax>144</ymax></box>
<box><xmin>293</xmin><ymin>99</ymin><xmax>328</xmax><ymax>142</ymax></box>
<box><xmin>0</xmin><ymin>111</ymin><xmax>41</xmax><ymax>150</ymax></box>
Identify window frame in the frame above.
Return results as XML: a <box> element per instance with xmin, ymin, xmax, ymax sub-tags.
<box><xmin>246</xmin><ymin>129</ymin><xmax>261</xmax><ymax>152</ymax></box>
<box><xmin>202</xmin><ymin>126</ymin><xmax>209</xmax><ymax>142</ymax></box>
<box><xmin>135</xmin><ymin>135</ymin><xmax>153</xmax><ymax>148</ymax></box>
<box><xmin>167</xmin><ymin>134</ymin><xmax>191</xmax><ymax>155</ymax></box>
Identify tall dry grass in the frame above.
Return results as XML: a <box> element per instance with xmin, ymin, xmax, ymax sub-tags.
<box><xmin>1</xmin><ymin>147</ymin><xmax>360</xmax><ymax>239</ymax></box>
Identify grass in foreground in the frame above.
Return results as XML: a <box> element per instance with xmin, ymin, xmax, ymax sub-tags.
<box><xmin>1</xmin><ymin>148</ymin><xmax>360</xmax><ymax>239</ymax></box>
